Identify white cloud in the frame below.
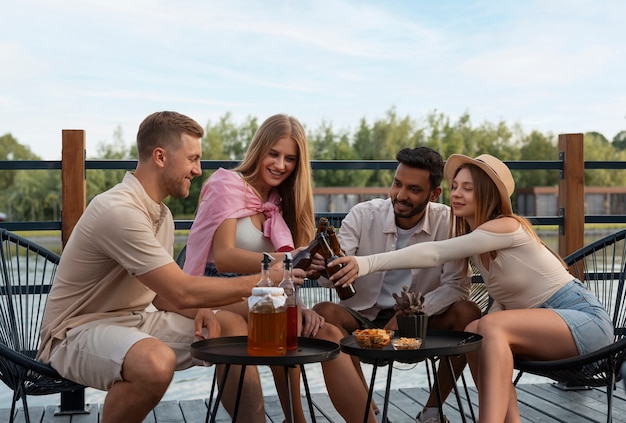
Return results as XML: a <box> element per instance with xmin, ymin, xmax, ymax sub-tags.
<box><xmin>1</xmin><ymin>0</ymin><xmax>626</xmax><ymax>159</ymax></box>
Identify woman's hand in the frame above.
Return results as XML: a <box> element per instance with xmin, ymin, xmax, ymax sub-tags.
<box><xmin>306</xmin><ymin>252</ymin><xmax>326</xmax><ymax>278</ymax></box>
<box><xmin>194</xmin><ymin>308</ymin><xmax>221</xmax><ymax>339</ymax></box>
<box><xmin>327</xmin><ymin>255</ymin><xmax>360</xmax><ymax>288</ymax></box>
<box><xmin>301</xmin><ymin>308</ymin><xmax>325</xmax><ymax>338</ymax></box>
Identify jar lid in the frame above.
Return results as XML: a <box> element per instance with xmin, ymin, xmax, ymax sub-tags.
<box><xmin>249</xmin><ymin>287</ymin><xmax>286</xmax><ymax>309</ymax></box>
<box><xmin>251</xmin><ymin>287</ymin><xmax>284</xmax><ymax>296</ymax></box>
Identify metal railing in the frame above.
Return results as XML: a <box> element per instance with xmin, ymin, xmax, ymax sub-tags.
<box><xmin>2</xmin><ymin>131</ymin><xmax>626</xmax><ymax>255</ymax></box>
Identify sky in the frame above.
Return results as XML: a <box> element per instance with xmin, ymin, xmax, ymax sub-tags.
<box><xmin>1</xmin><ymin>0</ymin><xmax>625</xmax><ymax>160</ymax></box>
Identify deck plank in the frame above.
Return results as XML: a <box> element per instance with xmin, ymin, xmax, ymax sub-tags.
<box><xmin>2</xmin><ymin>384</ymin><xmax>626</xmax><ymax>422</ymax></box>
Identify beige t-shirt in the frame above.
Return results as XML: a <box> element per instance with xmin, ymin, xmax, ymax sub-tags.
<box><xmin>38</xmin><ymin>173</ymin><xmax>175</xmax><ymax>362</ymax></box>
<box><xmin>355</xmin><ymin>225</ymin><xmax>573</xmax><ymax>312</ymax></box>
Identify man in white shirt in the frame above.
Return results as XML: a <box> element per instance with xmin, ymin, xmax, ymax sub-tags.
<box><xmin>313</xmin><ymin>146</ymin><xmax>481</xmax><ymax>423</ymax></box>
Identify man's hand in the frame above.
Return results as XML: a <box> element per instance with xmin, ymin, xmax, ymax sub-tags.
<box><xmin>194</xmin><ymin>308</ymin><xmax>221</xmax><ymax>339</ymax></box>
<box><xmin>301</xmin><ymin>308</ymin><xmax>325</xmax><ymax>338</ymax></box>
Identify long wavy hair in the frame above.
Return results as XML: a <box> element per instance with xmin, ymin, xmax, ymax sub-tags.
<box><xmin>232</xmin><ymin>114</ymin><xmax>315</xmax><ymax>247</ymax></box>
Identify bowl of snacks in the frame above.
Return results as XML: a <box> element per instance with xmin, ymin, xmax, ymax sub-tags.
<box><xmin>353</xmin><ymin>328</ymin><xmax>393</xmax><ymax>349</ymax></box>
<box><xmin>391</xmin><ymin>337</ymin><xmax>422</xmax><ymax>350</ymax></box>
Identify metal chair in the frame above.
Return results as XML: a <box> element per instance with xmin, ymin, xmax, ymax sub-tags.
<box><xmin>513</xmin><ymin>229</ymin><xmax>626</xmax><ymax>423</ymax></box>
<box><xmin>0</xmin><ymin>229</ymin><xmax>88</xmax><ymax>423</ymax></box>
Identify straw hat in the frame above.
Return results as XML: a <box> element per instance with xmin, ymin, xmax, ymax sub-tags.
<box><xmin>443</xmin><ymin>154</ymin><xmax>515</xmax><ymax>213</ymax></box>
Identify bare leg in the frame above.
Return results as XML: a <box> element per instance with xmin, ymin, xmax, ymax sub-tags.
<box><xmin>465</xmin><ymin>309</ymin><xmax>579</xmax><ymax>423</ymax></box>
<box><xmin>315</xmin><ymin>323</ymin><xmax>377</xmax><ymax>423</ymax></box>
<box><xmin>421</xmin><ymin>300</ymin><xmax>481</xmax><ymax>411</ymax></box>
<box><xmin>101</xmin><ymin>338</ymin><xmax>176</xmax><ymax>423</ymax></box>
<box><xmin>214</xmin><ymin>310</ymin><xmax>266</xmax><ymax>421</ymax></box>
<box><xmin>313</xmin><ymin>301</ymin><xmax>380</xmax><ymax>414</ymax></box>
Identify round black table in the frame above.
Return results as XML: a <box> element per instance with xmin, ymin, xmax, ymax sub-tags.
<box><xmin>340</xmin><ymin>330</ymin><xmax>482</xmax><ymax>423</ymax></box>
<box><xmin>191</xmin><ymin>336</ymin><xmax>339</xmax><ymax>423</ymax></box>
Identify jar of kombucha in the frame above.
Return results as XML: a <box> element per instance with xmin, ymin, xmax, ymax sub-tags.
<box><xmin>247</xmin><ymin>286</ymin><xmax>287</xmax><ymax>356</ymax></box>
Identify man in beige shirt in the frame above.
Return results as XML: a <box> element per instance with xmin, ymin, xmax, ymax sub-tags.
<box><xmin>38</xmin><ymin>111</ymin><xmax>291</xmax><ymax>423</ymax></box>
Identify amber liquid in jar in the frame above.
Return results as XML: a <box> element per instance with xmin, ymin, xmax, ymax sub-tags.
<box><xmin>248</xmin><ymin>307</ymin><xmax>287</xmax><ymax>356</ymax></box>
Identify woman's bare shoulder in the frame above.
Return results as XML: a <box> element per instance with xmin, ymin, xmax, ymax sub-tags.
<box><xmin>477</xmin><ymin>216</ymin><xmax>520</xmax><ymax>234</ymax></box>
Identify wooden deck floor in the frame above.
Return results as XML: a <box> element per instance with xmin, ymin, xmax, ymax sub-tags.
<box><xmin>2</xmin><ymin>382</ymin><xmax>625</xmax><ymax>423</ymax></box>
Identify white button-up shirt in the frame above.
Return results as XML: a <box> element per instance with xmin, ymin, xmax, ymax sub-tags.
<box><xmin>319</xmin><ymin>198</ymin><xmax>470</xmax><ymax>320</ymax></box>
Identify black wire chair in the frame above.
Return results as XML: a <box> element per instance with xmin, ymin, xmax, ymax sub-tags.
<box><xmin>0</xmin><ymin>229</ymin><xmax>88</xmax><ymax>423</ymax></box>
<box><xmin>513</xmin><ymin>229</ymin><xmax>626</xmax><ymax>423</ymax></box>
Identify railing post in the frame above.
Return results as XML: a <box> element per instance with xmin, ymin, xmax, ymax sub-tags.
<box><xmin>558</xmin><ymin>133</ymin><xmax>584</xmax><ymax>258</ymax></box>
<box><xmin>61</xmin><ymin>130</ymin><xmax>86</xmax><ymax>247</ymax></box>
<box><xmin>60</xmin><ymin>130</ymin><xmax>89</xmax><ymax>414</ymax></box>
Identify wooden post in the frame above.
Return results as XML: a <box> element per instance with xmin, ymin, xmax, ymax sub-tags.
<box><xmin>61</xmin><ymin>130</ymin><xmax>86</xmax><ymax>247</ymax></box>
<box><xmin>558</xmin><ymin>133</ymin><xmax>584</xmax><ymax>258</ymax></box>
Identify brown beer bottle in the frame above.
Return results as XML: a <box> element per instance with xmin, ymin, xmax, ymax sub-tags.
<box><xmin>306</xmin><ymin>217</ymin><xmax>329</xmax><ymax>279</ymax></box>
<box><xmin>318</xmin><ymin>233</ymin><xmax>356</xmax><ymax>300</ymax></box>
<box><xmin>292</xmin><ymin>235</ymin><xmax>321</xmax><ymax>271</ymax></box>
<box><xmin>326</xmin><ymin>226</ymin><xmax>345</xmax><ymax>256</ymax></box>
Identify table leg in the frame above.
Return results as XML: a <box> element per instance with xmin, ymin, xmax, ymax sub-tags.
<box><xmin>364</xmin><ymin>360</ymin><xmax>379</xmax><ymax>423</ymax></box>
<box><xmin>429</xmin><ymin>358</ymin><xmax>445</xmax><ymax>423</ymax></box>
<box><xmin>382</xmin><ymin>362</ymin><xmax>394</xmax><ymax>422</ymax></box>
<box><xmin>460</xmin><ymin>372</ymin><xmax>477</xmax><ymax>422</ymax></box>
<box><xmin>232</xmin><ymin>364</ymin><xmax>247</xmax><ymax>422</ymax></box>
<box><xmin>444</xmin><ymin>356</ymin><xmax>474</xmax><ymax>423</ymax></box>
<box><xmin>300</xmin><ymin>365</ymin><xmax>317</xmax><ymax>423</ymax></box>
<box><xmin>283</xmin><ymin>366</ymin><xmax>294</xmax><ymax>423</ymax></box>
<box><xmin>208</xmin><ymin>364</ymin><xmax>231</xmax><ymax>423</ymax></box>
<box><xmin>207</xmin><ymin>364</ymin><xmax>247</xmax><ymax>423</ymax></box>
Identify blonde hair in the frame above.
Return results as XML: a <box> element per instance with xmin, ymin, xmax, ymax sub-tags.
<box><xmin>233</xmin><ymin>114</ymin><xmax>315</xmax><ymax>246</ymax></box>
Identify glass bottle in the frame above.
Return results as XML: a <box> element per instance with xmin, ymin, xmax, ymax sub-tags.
<box><xmin>278</xmin><ymin>253</ymin><xmax>298</xmax><ymax>350</ymax></box>
<box><xmin>292</xmin><ymin>235</ymin><xmax>321</xmax><ymax>271</ymax></box>
<box><xmin>326</xmin><ymin>226</ymin><xmax>344</xmax><ymax>256</ymax></box>
<box><xmin>307</xmin><ymin>218</ymin><xmax>329</xmax><ymax>280</ymax></box>
<box><xmin>318</xmin><ymin>233</ymin><xmax>356</xmax><ymax>300</ymax></box>
<box><xmin>248</xmin><ymin>253</ymin><xmax>287</xmax><ymax>356</ymax></box>
<box><xmin>256</xmin><ymin>252</ymin><xmax>274</xmax><ymax>287</ymax></box>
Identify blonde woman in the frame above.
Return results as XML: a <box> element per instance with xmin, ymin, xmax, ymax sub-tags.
<box><xmin>185</xmin><ymin>114</ymin><xmax>376</xmax><ymax>423</ymax></box>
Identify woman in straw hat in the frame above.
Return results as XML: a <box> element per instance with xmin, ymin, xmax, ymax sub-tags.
<box><xmin>328</xmin><ymin>153</ymin><xmax>613</xmax><ymax>422</ymax></box>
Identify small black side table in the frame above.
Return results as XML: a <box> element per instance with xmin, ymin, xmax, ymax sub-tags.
<box><xmin>340</xmin><ymin>330</ymin><xmax>482</xmax><ymax>423</ymax></box>
<box><xmin>191</xmin><ymin>336</ymin><xmax>339</xmax><ymax>423</ymax></box>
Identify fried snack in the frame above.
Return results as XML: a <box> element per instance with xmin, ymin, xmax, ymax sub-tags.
<box><xmin>353</xmin><ymin>328</ymin><xmax>393</xmax><ymax>349</ymax></box>
<box><xmin>391</xmin><ymin>337</ymin><xmax>422</xmax><ymax>350</ymax></box>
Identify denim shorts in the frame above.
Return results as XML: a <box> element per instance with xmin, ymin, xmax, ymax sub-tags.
<box><xmin>540</xmin><ymin>279</ymin><xmax>613</xmax><ymax>355</ymax></box>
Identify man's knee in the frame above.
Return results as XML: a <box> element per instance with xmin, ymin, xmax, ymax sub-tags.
<box><xmin>125</xmin><ymin>338</ymin><xmax>176</xmax><ymax>387</ymax></box>
<box><xmin>453</xmin><ymin>300</ymin><xmax>482</xmax><ymax>323</ymax></box>
<box><xmin>312</xmin><ymin>301</ymin><xmax>334</xmax><ymax>316</ymax></box>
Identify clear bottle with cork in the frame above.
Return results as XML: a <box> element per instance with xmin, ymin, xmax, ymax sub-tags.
<box><xmin>248</xmin><ymin>253</ymin><xmax>287</xmax><ymax>356</ymax></box>
<box><xmin>278</xmin><ymin>253</ymin><xmax>298</xmax><ymax>350</ymax></box>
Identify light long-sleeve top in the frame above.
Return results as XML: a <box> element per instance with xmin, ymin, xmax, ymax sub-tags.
<box><xmin>319</xmin><ymin>199</ymin><xmax>470</xmax><ymax>318</ymax></box>
<box><xmin>354</xmin><ymin>225</ymin><xmax>573</xmax><ymax>312</ymax></box>
<box><xmin>183</xmin><ymin>168</ymin><xmax>294</xmax><ymax>276</ymax></box>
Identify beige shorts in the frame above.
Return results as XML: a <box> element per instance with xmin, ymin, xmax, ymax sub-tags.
<box><xmin>48</xmin><ymin>311</ymin><xmax>200</xmax><ymax>391</ymax></box>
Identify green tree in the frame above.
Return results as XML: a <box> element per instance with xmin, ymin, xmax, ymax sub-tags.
<box><xmin>517</xmin><ymin>130</ymin><xmax>559</xmax><ymax>188</ymax></box>
<box><xmin>612</xmin><ymin>130</ymin><xmax>626</xmax><ymax>150</ymax></box>
<box><xmin>584</xmin><ymin>132</ymin><xmax>626</xmax><ymax>186</ymax></box>
<box><xmin>308</xmin><ymin>121</ymin><xmax>360</xmax><ymax>187</ymax></box>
